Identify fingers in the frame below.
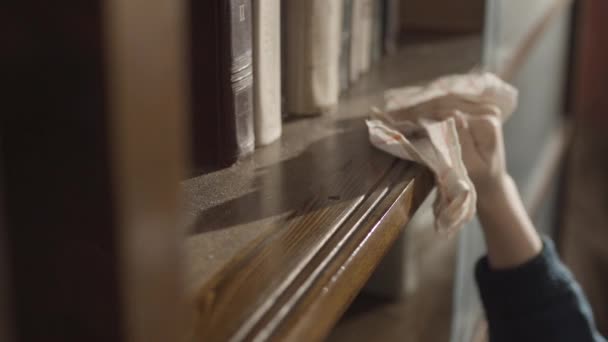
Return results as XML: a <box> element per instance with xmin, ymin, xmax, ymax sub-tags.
<box><xmin>451</xmin><ymin>112</ymin><xmax>484</xmax><ymax>174</ymax></box>
<box><xmin>468</xmin><ymin>115</ymin><xmax>502</xmax><ymax>159</ymax></box>
<box><xmin>386</xmin><ymin>95</ymin><xmax>503</xmax><ymax>124</ymax></box>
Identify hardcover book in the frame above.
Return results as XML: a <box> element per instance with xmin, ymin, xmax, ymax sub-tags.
<box><xmin>190</xmin><ymin>0</ymin><xmax>255</xmax><ymax>171</ymax></box>
<box><xmin>284</xmin><ymin>0</ymin><xmax>343</xmax><ymax>115</ymax></box>
<box><xmin>253</xmin><ymin>0</ymin><xmax>282</xmax><ymax>145</ymax></box>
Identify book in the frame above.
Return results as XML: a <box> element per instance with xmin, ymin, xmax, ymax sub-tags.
<box><xmin>340</xmin><ymin>0</ymin><xmax>354</xmax><ymax>92</ymax></box>
<box><xmin>371</xmin><ymin>0</ymin><xmax>384</xmax><ymax>64</ymax></box>
<box><xmin>350</xmin><ymin>0</ymin><xmax>374</xmax><ymax>82</ymax></box>
<box><xmin>253</xmin><ymin>0</ymin><xmax>282</xmax><ymax>146</ymax></box>
<box><xmin>383</xmin><ymin>0</ymin><xmax>401</xmax><ymax>54</ymax></box>
<box><xmin>284</xmin><ymin>0</ymin><xmax>343</xmax><ymax>115</ymax></box>
<box><xmin>189</xmin><ymin>0</ymin><xmax>255</xmax><ymax>171</ymax></box>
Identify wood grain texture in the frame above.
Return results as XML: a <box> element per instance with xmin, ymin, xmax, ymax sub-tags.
<box><xmin>272</xmin><ymin>168</ymin><xmax>434</xmax><ymax>342</ymax></box>
<box><xmin>2</xmin><ymin>3</ymin><xmax>124</xmax><ymax>340</ymax></box>
<box><xmin>192</xmin><ymin>164</ymin><xmax>432</xmax><ymax>342</ymax></box>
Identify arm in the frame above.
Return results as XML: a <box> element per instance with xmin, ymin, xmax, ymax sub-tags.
<box><xmin>454</xmin><ymin>114</ymin><xmax>605</xmax><ymax>342</ymax></box>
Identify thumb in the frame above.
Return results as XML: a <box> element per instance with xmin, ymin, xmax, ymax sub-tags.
<box><xmin>467</xmin><ymin>115</ymin><xmax>502</xmax><ymax>163</ymax></box>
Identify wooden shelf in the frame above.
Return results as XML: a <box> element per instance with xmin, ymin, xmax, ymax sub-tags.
<box><xmin>182</xmin><ymin>34</ymin><xmax>481</xmax><ymax>341</ymax></box>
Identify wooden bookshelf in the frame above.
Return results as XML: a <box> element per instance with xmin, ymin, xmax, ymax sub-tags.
<box><xmin>1</xmin><ymin>0</ymin><xmax>578</xmax><ymax>340</ymax></box>
<box><xmin>183</xmin><ymin>35</ymin><xmax>481</xmax><ymax>341</ymax></box>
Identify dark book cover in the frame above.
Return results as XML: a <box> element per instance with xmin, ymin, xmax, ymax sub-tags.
<box><xmin>190</xmin><ymin>0</ymin><xmax>255</xmax><ymax>172</ymax></box>
<box><xmin>340</xmin><ymin>0</ymin><xmax>353</xmax><ymax>92</ymax></box>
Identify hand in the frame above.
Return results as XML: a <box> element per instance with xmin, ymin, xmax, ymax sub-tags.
<box><xmin>452</xmin><ymin>108</ymin><xmax>507</xmax><ymax>195</ymax></box>
<box><xmin>451</xmin><ymin>109</ymin><xmax>542</xmax><ymax>269</ymax></box>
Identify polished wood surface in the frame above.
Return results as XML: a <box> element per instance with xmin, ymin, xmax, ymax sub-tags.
<box><xmin>183</xmin><ymin>35</ymin><xmax>480</xmax><ymax>341</ymax></box>
<box><xmin>193</xmin><ymin>162</ymin><xmax>432</xmax><ymax>342</ymax></box>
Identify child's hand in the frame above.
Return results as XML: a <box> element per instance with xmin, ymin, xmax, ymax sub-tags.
<box><xmin>452</xmin><ymin>109</ymin><xmax>507</xmax><ymax>195</ymax></box>
<box><xmin>452</xmin><ymin>110</ymin><xmax>542</xmax><ymax>269</ymax></box>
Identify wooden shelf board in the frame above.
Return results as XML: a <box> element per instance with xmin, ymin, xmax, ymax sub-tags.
<box><xmin>181</xmin><ymin>34</ymin><xmax>481</xmax><ymax>341</ymax></box>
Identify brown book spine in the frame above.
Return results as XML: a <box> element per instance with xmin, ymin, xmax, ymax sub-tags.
<box><xmin>190</xmin><ymin>0</ymin><xmax>255</xmax><ymax>172</ymax></box>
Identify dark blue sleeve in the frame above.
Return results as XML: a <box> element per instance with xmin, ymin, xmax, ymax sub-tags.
<box><xmin>475</xmin><ymin>237</ymin><xmax>606</xmax><ymax>342</ymax></box>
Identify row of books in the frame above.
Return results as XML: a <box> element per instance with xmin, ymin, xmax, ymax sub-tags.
<box><xmin>190</xmin><ymin>0</ymin><xmax>400</xmax><ymax>174</ymax></box>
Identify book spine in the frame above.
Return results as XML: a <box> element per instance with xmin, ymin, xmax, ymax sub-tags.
<box><xmin>340</xmin><ymin>0</ymin><xmax>353</xmax><ymax>92</ymax></box>
<box><xmin>350</xmin><ymin>0</ymin><xmax>374</xmax><ymax>80</ymax></box>
<box><xmin>284</xmin><ymin>0</ymin><xmax>342</xmax><ymax>115</ymax></box>
<box><xmin>190</xmin><ymin>0</ymin><xmax>255</xmax><ymax>172</ymax></box>
<box><xmin>253</xmin><ymin>0</ymin><xmax>282</xmax><ymax>146</ymax></box>
<box><xmin>226</xmin><ymin>0</ymin><xmax>255</xmax><ymax>158</ymax></box>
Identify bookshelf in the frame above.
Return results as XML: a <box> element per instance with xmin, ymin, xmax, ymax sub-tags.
<box><xmin>184</xmin><ymin>34</ymin><xmax>481</xmax><ymax>341</ymax></box>
<box><xmin>1</xmin><ymin>0</ymin><xmax>577</xmax><ymax>341</ymax></box>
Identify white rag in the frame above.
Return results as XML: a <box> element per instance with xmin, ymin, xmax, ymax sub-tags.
<box><xmin>366</xmin><ymin>72</ymin><xmax>518</xmax><ymax>234</ymax></box>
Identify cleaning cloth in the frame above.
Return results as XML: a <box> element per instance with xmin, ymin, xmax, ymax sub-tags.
<box><xmin>366</xmin><ymin>72</ymin><xmax>517</xmax><ymax>234</ymax></box>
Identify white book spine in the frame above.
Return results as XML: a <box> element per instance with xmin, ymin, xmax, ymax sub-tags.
<box><xmin>253</xmin><ymin>0</ymin><xmax>282</xmax><ymax>146</ymax></box>
<box><xmin>359</xmin><ymin>0</ymin><xmax>373</xmax><ymax>73</ymax></box>
<box><xmin>285</xmin><ymin>0</ymin><xmax>343</xmax><ymax>115</ymax></box>
<box><xmin>350</xmin><ymin>0</ymin><xmax>373</xmax><ymax>82</ymax></box>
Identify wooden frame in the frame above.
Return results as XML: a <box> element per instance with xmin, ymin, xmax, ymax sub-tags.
<box><xmin>104</xmin><ymin>0</ymin><xmax>189</xmax><ymax>341</ymax></box>
<box><xmin>2</xmin><ymin>1</ymin><xmax>188</xmax><ymax>341</ymax></box>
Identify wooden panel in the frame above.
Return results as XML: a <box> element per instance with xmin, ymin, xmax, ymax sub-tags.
<box><xmin>273</xmin><ymin>168</ymin><xmax>433</xmax><ymax>342</ymax></box>
<box><xmin>1</xmin><ymin>1</ymin><xmax>188</xmax><ymax>341</ymax></box>
<box><xmin>0</xmin><ymin>154</ymin><xmax>13</xmax><ymax>342</ymax></box>
<box><xmin>2</xmin><ymin>2</ymin><xmax>123</xmax><ymax>340</ymax></box>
